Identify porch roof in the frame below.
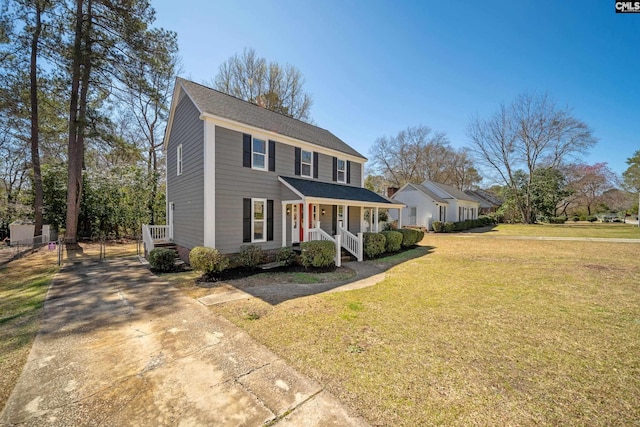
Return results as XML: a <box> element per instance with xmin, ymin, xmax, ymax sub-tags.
<box><xmin>279</xmin><ymin>176</ymin><xmax>404</xmax><ymax>208</ymax></box>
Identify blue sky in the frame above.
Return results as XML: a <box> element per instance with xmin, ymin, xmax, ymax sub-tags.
<box><xmin>153</xmin><ymin>0</ymin><xmax>639</xmax><ymax>181</ymax></box>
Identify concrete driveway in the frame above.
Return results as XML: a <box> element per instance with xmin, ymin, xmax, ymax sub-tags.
<box><xmin>0</xmin><ymin>257</ymin><xmax>368</xmax><ymax>426</ymax></box>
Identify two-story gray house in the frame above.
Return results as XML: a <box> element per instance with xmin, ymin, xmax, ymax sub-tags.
<box><xmin>143</xmin><ymin>78</ymin><xmax>403</xmax><ymax>264</ymax></box>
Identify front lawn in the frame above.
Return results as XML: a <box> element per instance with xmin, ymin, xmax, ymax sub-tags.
<box><xmin>485</xmin><ymin>222</ymin><xmax>640</xmax><ymax>239</ymax></box>
<box><xmin>211</xmin><ymin>236</ymin><xmax>640</xmax><ymax>426</ymax></box>
<box><xmin>0</xmin><ymin>249</ymin><xmax>58</xmax><ymax>411</ymax></box>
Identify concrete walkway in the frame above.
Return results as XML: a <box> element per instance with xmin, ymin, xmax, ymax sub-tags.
<box><xmin>0</xmin><ymin>257</ymin><xmax>369</xmax><ymax>426</ymax></box>
<box><xmin>198</xmin><ymin>261</ymin><xmax>387</xmax><ymax>306</ymax></box>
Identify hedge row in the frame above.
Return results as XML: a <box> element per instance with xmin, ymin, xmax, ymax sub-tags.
<box><xmin>362</xmin><ymin>228</ymin><xmax>424</xmax><ymax>259</ymax></box>
<box><xmin>432</xmin><ymin>216</ymin><xmax>495</xmax><ymax>233</ymax></box>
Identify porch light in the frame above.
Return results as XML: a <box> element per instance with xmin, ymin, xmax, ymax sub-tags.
<box><xmin>321</xmin><ymin>208</ymin><xmax>325</xmax><ymax>216</ymax></box>
<box><xmin>286</xmin><ymin>207</ymin><xmax>290</xmax><ymax>214</ymax></box>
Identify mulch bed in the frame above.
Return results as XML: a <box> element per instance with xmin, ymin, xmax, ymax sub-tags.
<box><xmin>195</xmin><ymin>264</ymin><xmax>336</xmax><ymax>285</ymax></box>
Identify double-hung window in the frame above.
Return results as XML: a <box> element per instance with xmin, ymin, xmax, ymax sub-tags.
<box><xmin>176</xmin><ymin>144</ymin><xmax>183</xmax><ymax>176</ymax></box>
<box><xmin>252</xmin><ymin>199</ymin><xmax>266</xmax><ymax>242</ymax></box>
<box><xmin>253</xmin><ymin>138</ymin><xmax>266</xmax><ymax>170</ymax></box>
<box><xmin>336</xmin><ymin>159</ymin><xmax>346</xmax><ymax>183</ymax></box>
<box><xmin>301</xmin><ymin>150</ymin><xmax>312</xmax><ymax>177</ymax></box>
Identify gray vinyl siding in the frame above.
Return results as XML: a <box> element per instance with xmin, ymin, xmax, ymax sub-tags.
<box><xmin>349</xmin><ymin>161</ymin><xmax>363</xmax><ymax>187</ymax></box>
<box><xmin>348</xmin><ymin>206</ymin><xmax>361</xmax><ymax>233</ymax></box>
<box><xmin>166</xmin><ymin>95</ymin><xmax>204</xmax><ymax>249</ymax></box>
<box><xmin>215</xmin><ymin>126</ymin><xmax>283</xmax><ymax>254</ymax></box>
<box><xmin>317</xmin><ymin>153</ymin><xmax>333</xmax><ymax>183</ymax></box>
<box><xmin>319</xmin><ymin>204</ymin><xmax>335</xmax><ymax>236</ymax></box>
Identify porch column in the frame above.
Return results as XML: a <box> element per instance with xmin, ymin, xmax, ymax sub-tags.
<box><xmin>374</xmin><ymin>207</ymin><xmax>379</xmax><ymax>232</ymax></box>
<box><xmin>360</xmin><ymin>207</ymin><xmax>365</xmax><ymax>232</ymax></box>
<box><xmin>303</xmin><ymin>201</ymin><xmax>308</xmax><ymax>242</ymax></box>
<box><xmin>398</xmin><ymin>207</ymin><xmax>403</xmax><ymax>228</ymax></box>
<box><xmin>281</xmin><ymin>202</ymin><xmax>287</xmax><ymax>247</ymax></box>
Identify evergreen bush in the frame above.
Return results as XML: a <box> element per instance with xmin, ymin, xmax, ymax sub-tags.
<box><xmin>300</xmin><ymin>240</ymin><xmax>335</xmax><ymax>268</ymax></box>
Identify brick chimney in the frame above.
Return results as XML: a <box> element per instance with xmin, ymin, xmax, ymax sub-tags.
<box><xmin>387</xmin><ymin>187</ymin><xmax>399</xmax><ymax>198</ymax></box>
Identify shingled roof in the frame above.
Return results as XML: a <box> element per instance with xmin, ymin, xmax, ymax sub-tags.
<box><xmin>280</xmin><ymin>176</ymin><xmax>402</xmax><ymax>205</ymax></box>
<box><xmin>176</xmin><ymin>78</ymin><xmax>365</xmax><ymax>159</ymax></box>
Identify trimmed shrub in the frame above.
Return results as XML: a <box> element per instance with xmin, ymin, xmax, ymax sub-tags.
<box><xmin>432</xmin><ymin>221</ymin><xmax>445</xmax><ymax>233</ymax></box>
<box><xmin>444</xmin><ymin>222</ymin><xmax>455</xmax><ymax>233</ymax></box>
<box><xmin>415</xmin><ymin>229</ymin><xmax>425</xmax><ymax>242</ymax></box>
<box><xmin>548</xmin><ymin>216</ymin><xmax>567</xmax><ymax>224</ymax></box>
<box><xmin>189</xmin><ymin>246</ymin><xmax>229</xmax><ymax>274</ymax></box>
<box><xmin>572</xmin><ymin>216</ymin><xmax>579</xmax><ymax>222</ymax></box>
<box><xmin>398</xmin><ymin>228</ymin><xmax>419</xmax><ymax>247</ymax></box>
<box><xmin>276</xmin><ymin>246</ymin><xmax>296</xmax><ymax>266</ymax></box>
<box><xmin>149</xmin><ymin>248</ymin><xmax>176</xmax><ymax>272</ymax></box>
<box><xmin>381</xmin><ymin>230</ymin><xmax>403</xmax><ymax>252</ymax></box>
<box><xmin>579</xmin><ymin>215</ymin><xmax>587</xmax><ymax>221</ymax></box>
<box><xmin>300</xmin><ymin>240</ymin><xmax>335</xmax><ymax>268</ymax></box>
<box><xmin>237</xmin><ymin>244</ymin><xmax>263</xmax><ymax>268</ymax></box>
<box><xmin>363</xmin><ymin>232</ymin><xmax>386</xmax><ymax>258</ymax></box>
<box><xmin>587</xmin><ymin>215</ymin><xmax>597</xmax><ymax>222</ymax></box>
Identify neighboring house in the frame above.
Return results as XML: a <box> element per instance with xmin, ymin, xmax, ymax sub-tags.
<box><xmin>464</xmin><ymin>189</ymin><xmax>502</xmax><ymax>215</ymax></box>
<box><xmin>142</xmin><ymin>78</ymin><xmax>404</xmax><ymax>264</ymax></box>
<box><xmin>390</xmin><ymin>180</ymin><xmax>480</xmax><ymax>230</ymax></box>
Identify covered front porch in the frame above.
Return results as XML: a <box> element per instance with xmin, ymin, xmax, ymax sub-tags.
<box><xmin>279</xmin><ymin>176</ymin><xmax>404</xmax><ymax>265</ymax></box>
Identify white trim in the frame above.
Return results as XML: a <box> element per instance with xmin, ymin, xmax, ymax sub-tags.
<box><xmin>203</xmin><ymin>121</ymin><xmax>215</xmax><ymax>247</ymax></box>
<box><xmin>199</xmin><ymin>113</ymin><xmax>365</xmax><ymax>163</ymax></box>
<box><xmin>300</xmin><ymin>149</ymin><xmax>313</xmax><ymax>178</ymax></box>
<box><xmin>281</xmin><ymin>201</ymin><xmax>287</xmax><ymax>247</ymax></box>
<box><xmin>251</xmin><ymin>198</ymin><xmax>267</xmax><ymax>243</ymax></box>
<box><xmin>176</xmin><ymin>144</ymin><xmax>183</xmax><ymax>176</ymax></box>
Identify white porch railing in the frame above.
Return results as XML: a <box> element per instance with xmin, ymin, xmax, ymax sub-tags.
<box><xmin>142</xmin><ymin>224</ymin><xmax>171</xmax><ymax>256</ymax></box>
<box><xmin>339</xmin><ymin>226</ymin><xmax>363</xmax><ymax>262</ymax></box>
<box><xmin>307</xmin><ymin>224</ymin><xmax>342</xmax><ymax>267</ymax></box>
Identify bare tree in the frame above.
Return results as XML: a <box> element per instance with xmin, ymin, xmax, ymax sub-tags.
<box><xmin>369</xmin><ymin>125</ymin><xmax>479</xmax><ymax>189</ymax></box>
<box><xmin>467</xmin><ymin>93</ymin><xmax>597</xmax><ymax>223</ymax></box>
<box><xmin>212</xmin><ymin>47</ymin><xmax>313</xmax><ymax>122</ymax></box>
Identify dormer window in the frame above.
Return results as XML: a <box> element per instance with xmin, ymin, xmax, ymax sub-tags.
<box><xmin>337</xmin><ymin>159</ymin><xmax>346</xmax><ymax>183</ymax></box>
<box><xmin>301</xmin><ymin>149</ymin><xmax>312</xmax><ymax>177</ymax></box>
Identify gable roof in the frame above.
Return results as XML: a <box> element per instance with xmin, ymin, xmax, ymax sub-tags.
<box><xmin>393</xmin><ymin>182</ymin><xmax>448</xmax><ymax>204</ymax></box>
<box><xmin>464</xmin><ymin>189</ymin><xmax>503</xmax><ymax>208</ymax></box>
<box><xmin>280</xmin><ymin>176</ymin><xmax>402</xmax><ymax>206</ymax></box>
<box><xmin>422</xmin><ymin>180</ymin><xmax>478</xmax><ymax>203</ymax></box>
<box><xmin>171</xmin><ymin>78</ymin><xmax>365</xmax><ymax>159</ymax></box>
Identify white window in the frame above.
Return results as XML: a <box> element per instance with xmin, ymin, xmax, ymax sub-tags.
<box><xmin>337</xmin><ymin>205</ymin><xmax>345</xmax><ymax>227</ymax></box>
<box><xmin>337</xmin><ymin>159</ymin><xmax>346</xmax><ymax>183</ymax></box>
<box><xmin>301</xmin><ymin>149</ymin><xmax>312</xmax><ymax>177</ymax></box>
<box><xmin>252</xmin><ymin>198</ymin><xmax>266</xmax><ymax>242</ymax></box>
<box><xmin>176</xmin><ymin>144</ymin><xmax>183</xmax><ymax>176</ymax></box>
<box><xmin>253</xmin><ymin>138</ymin><xmax>266</xmax><ymax>170</ymax></box>
<box><xmin>439</xmin><ymin>205</ymin><xmax>446</xmax><ymax>222</ymax></box>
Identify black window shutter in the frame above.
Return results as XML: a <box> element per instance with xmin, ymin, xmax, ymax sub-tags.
<box><xmin>268</xmin><ymin>140</ymin><xmax>276</xmax><ymax>172</ymax></box>
<box><xmin>294</xmin><ymin>147</ymin><xmax>301</xmax><ymax>176</ymax></box>
<box><xmin>313</xmin><ymin>152</ymin><xmax>319</xmax><ymax>178</ymax></box>
<box><xmin>332</xmin><ymin>205</ymin><xmax>337</xmax><ymax>234</ymax></box>
<box><xmin>243</xmin><ymin>198</ymin><xmax>251</xmax><ymax>242</ymax></box>
<box><xmin>267</xmin><ymin>200</ymin><xmax>274</xmax><ymax>241</ymax></box>
<box><xmin>243</xmin><ymin>134</ymin><xmax>251</xmax><ymax>168</ymax></box>
<box><xmin>332</xmin><ymin>157</ymin><xmax>337</xmax><ymax>181</ymax></box>
<box><xmin>346</xmin><ymin>161</ymin><xmax>351</xmax><ymax>184</ymax></box>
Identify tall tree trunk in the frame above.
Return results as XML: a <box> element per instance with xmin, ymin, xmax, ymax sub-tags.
<box><xmin>30</xmin><ymin>1</ymin><xmax>44</xmax><ymax>237</ymax></box>
<box><xmin>65</xmin><ymin>0</ymin><xmax>86</xmax><ymax>244</ymax></box>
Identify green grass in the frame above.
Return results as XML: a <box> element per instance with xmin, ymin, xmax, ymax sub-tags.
<box><xmin>485</xmin><ymin>222</ymin><xmax>640</xmax><ymax>238</ymax></box>
<box><xmin>211</xmin><ymin>236</ymin><xmax>640</xmax><ymax>426</ymax></box>
<box><xmin>0</xmin><ymin>249</ymin><xmax>59</xmax><ymax>411</ymax></box>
